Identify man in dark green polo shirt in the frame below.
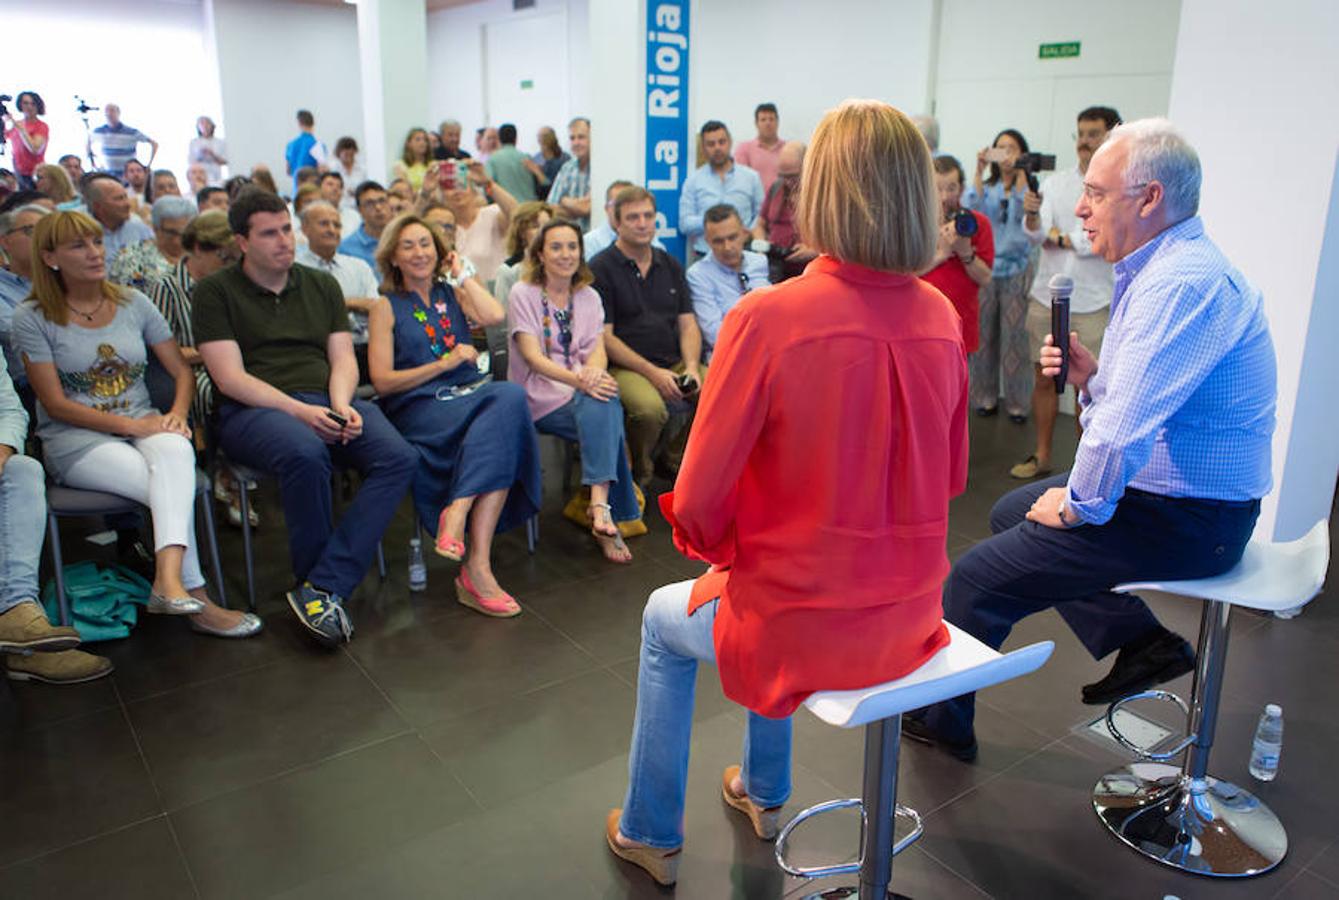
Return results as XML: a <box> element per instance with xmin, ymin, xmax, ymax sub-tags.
<box><xmin>193</xmin><ymin>188</ymin><xmax>416</xmax><ymax>647</ymax></box>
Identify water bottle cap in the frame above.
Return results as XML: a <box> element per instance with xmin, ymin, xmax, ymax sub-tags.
<box><xmin>410</xmin><ymin>537</ymin><xmax>421</xmax><ymax>547</ymax></box>
<box><xmin>1265</xmin><ymin>703</ymin><xmax>1282</xmax><ymax>717</ymax></box>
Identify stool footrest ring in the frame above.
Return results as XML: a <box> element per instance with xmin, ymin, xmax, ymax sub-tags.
<box><xmin>1105</xmin><ymin>689</ymin><xmax>1194</xmax><ymax>761</ymax></box>
<box><xmin>775</xmin><ymin>797</ymin><xmax>924</xmax><ymax>879</ymax></box>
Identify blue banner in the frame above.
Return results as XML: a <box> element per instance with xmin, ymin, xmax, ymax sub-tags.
<box><xmin>644</xmin><ymin>0</ymin><xmax>690</xmax><ymax>262</ymax></box>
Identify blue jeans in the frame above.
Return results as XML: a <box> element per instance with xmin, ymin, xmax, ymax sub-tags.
<box><xmin>0</xmin><ymin>455</ymin><xmax>47</xmax><ymax>613</ymax></box>
<box><xmin>216</xmin><ymin>393</ymin><xmax>417</xmax><ymax>598</ymax></box>
<box><xmin>919</xmin><ymin>473</ymin><xmax>1259</xmax><ymax>744</ymax></box>
<box><xmin>534</xmin><ymin>393</ymin><xmax>639</xmax><ymax>522</ymax></box>
<box><xmin>619</xmin><ymin>580</ymin><xmax>793</xmax><ymax>848</ymax></box>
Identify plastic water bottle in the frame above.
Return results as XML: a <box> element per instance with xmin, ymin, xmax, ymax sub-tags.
<box><xmin>1248</xmin><ymin>704</ymin><xmax>1283</xmax><ymax>781</ymax></box>
<box><xmin>408</xmin><ymin>538</ymin><xmax>427</xmax><ymax>592</ymax></box>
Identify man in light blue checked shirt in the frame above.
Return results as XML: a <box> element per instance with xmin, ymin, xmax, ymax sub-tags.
<box><xmin>907</xmin><ymin>119</ymin><xmax>1276</xmax><ymax>763</ymax></box>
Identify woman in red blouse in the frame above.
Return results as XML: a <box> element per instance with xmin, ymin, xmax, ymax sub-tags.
<box><xmin>605</xmin><ymin>100</ymin><xmax>970</xmax><ymax>886</ymax></box>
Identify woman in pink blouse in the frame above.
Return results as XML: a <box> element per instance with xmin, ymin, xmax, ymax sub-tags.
<box><xmin>508</xmin><ymin>219</ymin><xmax>639</xmax><ymax>563</ymax></box>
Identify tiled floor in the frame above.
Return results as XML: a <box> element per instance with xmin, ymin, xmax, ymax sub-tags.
<box><xmin>1</xmin><ymin>416</ymin><xmax>1334</xmax><ymax>899</ymax></box>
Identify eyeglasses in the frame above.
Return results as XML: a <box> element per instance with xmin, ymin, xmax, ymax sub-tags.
<box><xmin>159</xmin><ymin>227</ymin><xmax>186</xmax><ymax>239</ymax></box>
<box><xmin>737</xmin><ymin>272</ymin><xmax>750</xmax><ymax>292</ymax></box>
<box><xmin>4</xmin><ymin>224</ymin><xmax>36</xmax><ymax>237</ymax></box>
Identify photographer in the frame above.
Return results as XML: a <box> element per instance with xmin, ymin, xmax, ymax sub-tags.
<box><xmin>750</xmin><ymin>141</ymin><xmax>813</xmax><ymax>280</ymax></box>
<box><xmin>1011</xmin><ymin>106</ymin><xmax>1121</xmax><ymax>480</ymax></box>
<box><xmin>2</xmin><ymin>92</ymin><xmax>49</xmax><ymax>190</ymax></box>
<box><xmin>964</xmin><ymin>128</ymin><xmax>1041</xmax><ymax>421</ymax></box>
<box><xmin>921</xmin><ymin>155</ymin><xmax>994</xmax><ymax>352</ymax></box>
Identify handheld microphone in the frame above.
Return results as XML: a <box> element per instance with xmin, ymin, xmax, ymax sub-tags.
<box><xmin>1048</xmin><ymin>274</ymin><xmax>1074</xmax><ymax>394</ymax></box>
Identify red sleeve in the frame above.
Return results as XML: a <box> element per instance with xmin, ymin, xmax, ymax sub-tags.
<box><xmin>666</xmin><ymin>302</ymin><xmax>770</xmax><ymax>566</ymax></box>
<box><xmin>948</xmin><ymin>346</ymin><xmax>970</xmax><ymax>496</ymax></box>
<box><xmin>973</xmin><ymin>214</ymin><xmax>995</xmax><ymax>269</ymax></box>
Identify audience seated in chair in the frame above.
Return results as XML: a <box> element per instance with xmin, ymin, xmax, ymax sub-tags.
<box><xmin>193</xmin><ymin>188</ymin><xmax>416</xmax><ymax>647</ymax></box>
<box><xmin>338</xmin><ymin>180</ymin><xmax>390</xmax><ymax>272</ymax></box>
<box><xmin>108</xmin><ymin>195</ymin><xmax>195</xmax><ymax>294</ymax></box>
<box><xmin>83</xmin><ymin>173</ymin><xmax>152</xmax><ymax>263</ymax></box>
<box><xmin>588</xmin><ymin>187</ymin><xmax>705</xmax><ymax>487</ymax></box>
<box><xmin>14</xmin><ymin>210</ymin><xmax>258</xmax><ymax>641</ymax></box>
<box><xmin>488</xmin><ymin>199</ymin><xmax>553</xmax><ymax>366</ymax></box>
<box><xmin>686</xmin><ymin>204</ymin><xmax>770</xmax><ymax>359</ymax></box>
<box><xmin>508</xmin><ymin>219</ymin><xmax>637</xmax><ymax>564</ymax></box>
<box><xmin>367</xmin><ymin>214</ymin><xmax>540</xmax><ymax>619</ymax></box>
<box><xmin>0</xmin><ymin>363</ymin><xmax>113</xmax><ymax>684</ymax></box>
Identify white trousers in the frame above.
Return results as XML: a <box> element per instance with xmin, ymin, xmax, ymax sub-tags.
<box><xmin>62</xmin><ymin>433</ymin><xmax>205</xmax><ymax>590</ymax></box>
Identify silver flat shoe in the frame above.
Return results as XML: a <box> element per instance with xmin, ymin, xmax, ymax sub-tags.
<box><xmin>147</xmin><ymin>594</ymin><xmax>207</xmax><ymax>616</ymax></box>
<box><xmin>190</xmin><ymin>612</ymin><xmax>264</xmax><ymax>639</ymax></box>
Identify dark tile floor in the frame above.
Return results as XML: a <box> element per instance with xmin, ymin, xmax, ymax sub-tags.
<box><xmin>1</xmin><ymin>416</ymin><xmax>1334</xmax><ymax>899</ymax></box>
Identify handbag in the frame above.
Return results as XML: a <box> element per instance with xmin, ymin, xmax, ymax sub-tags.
<box><xmin>40</xmin><ymin>561</ymin><xmax>152</xmax><ymax>643</ymax></box>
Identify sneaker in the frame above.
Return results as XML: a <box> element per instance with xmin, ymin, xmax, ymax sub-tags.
<box><xmin>285</xmin><ymin>583</ymin><xmax>353</xmax><ymax>647</ymax></box>
<box><xmin>1082</xmin><ymin>630</ymin><xmax>1195</xmax><ymax>705</ymax></box>
<box><xmin>6</xmin><ymin>649</ymin><xmax>113</xmax><ymax>684</ymax></box>
<box><xmin>0</xmin><ymin>601</ymin><xmax>81</xmax><ymax>652</ymax></box>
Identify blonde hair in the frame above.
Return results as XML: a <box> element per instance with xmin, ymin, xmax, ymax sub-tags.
<box><xmin>29</xmin><ymin>211</ymin><xmax>126</xmax><ymax>325</ymax></box>
<box><xmin>795</xmin><ymin>100</ymin><xmax>937</xmax><ymax>273</ymax></box>
<box><xmin>35</xmin><ymin>164</ymin><xmax>76</xmax><ymax>202</ymax></box>
<box><xmin>182</xmin><ymin>210</ymin><xmax>235</xmax><ymax>253</ymax></box>
<box><xmin>374</xmin><ymin>214</ymin><xmax>452</xmax><ymax>294</ymax></box>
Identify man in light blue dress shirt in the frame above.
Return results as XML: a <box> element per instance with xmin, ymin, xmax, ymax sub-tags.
<box><xmin>908</xmin><ymin>119</ymin><xmax>1277</xmax><ymax>761</ymax></box>
<box><xmin>679</xmin><ymin>121</ymin><xmax>764</xmax><ymax>258</ymax></box>
<box><xmin>686</xmin><ymin>205</ymin><xmax>769</xmax><ymax>356</ymax></box>
<box><xmin>338</xmin><ymin>181</ymin><xmax>391</xmax><ymax>272</ymax></box>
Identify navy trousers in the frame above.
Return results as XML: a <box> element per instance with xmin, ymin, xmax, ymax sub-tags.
<box><xmin>921</xmin><ymin>473</ymin><xmax>1259</xmax><ymax>744</ymax></box>
<box><xmin>217</xmin><ymin>392</ymin><xmax>417</xmax><ymax>599</ymax></box>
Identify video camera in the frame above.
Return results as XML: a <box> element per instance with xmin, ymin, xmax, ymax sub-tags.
<box><xmin>1014</xmin><ymin>152</ymin><xmax>1056</xmax><ymax>192</ymax></box>
<box><xmin>953</xmin><ymin>208</ymin><xmax>978</xmax><ymax>238</ymax></box>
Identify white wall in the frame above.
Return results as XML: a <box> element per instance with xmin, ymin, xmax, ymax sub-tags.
<box><xmin>691</xmin><ymin>0</ymin><xmax>936</xmax><ymax>151</ymax></box>
<box><xmin>1167</xmin><ymin>0</ymin><xmax>1339</xmax><ymax>541</ymax></box>
<box><xmin>357</xmin><ymin>0</ymin><xmax>430</xmax><ymax>183</ymax></box>
<box><xmin>425</xmin><ymin>0</ymin><xmax>589</xmax><ymax>158</ymax></box>
<box><xmin>0</xmin><ymin>0</ymin><xmax>215</xmax><ymax>180</ymax></box>
<box><xmin>208</xmin><ymin>0</ymin><xmax>365</xmax><ymax>190</ymax></box>
<box><xmin>935</xmin><ymin>0</ymin><xmax>1181</xmax><ymax>171</ymax></box>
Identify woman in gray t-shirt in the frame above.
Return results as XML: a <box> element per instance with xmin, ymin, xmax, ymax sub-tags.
<box><xmin>15</xmin><ymin>211</ymin><xmax>260</xmax><ymax>638</ymax></box>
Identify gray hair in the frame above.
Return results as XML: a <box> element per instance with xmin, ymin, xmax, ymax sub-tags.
<box><xmin>151</xmin><ymin>195</ymin><xmax>196</xmax><ymax>229</ymax></box>
<box><xmin>300</xmin><ymin>199</ymin><xmax>340</xmax><ymax>226</ymax></box>
<box><xmin>1109</xmin><ymin>118</ymin><xmax>1201</xmax><ymax>220</ymax></box>
<box><xmin>437</xmin><ymin>119</ymin><xmax>460</xmax><ymax>132</ymax></box>
<box><xmin>911</xmin><ymin>114</ymin><xmax>939</xmax><ymax>153</ymax></box>
<box><xmin>82</xmin><ymin>173</ymin><xmax>120</xmax><ymax>208</ymax></box>
<box><xmin>0</xmin><ymin>203</ymin><xmax>51</xmax><ymax>234</ymax></box>
<box><xmin>568</xmin><ymin>116</ymin><xmax>590</xmax><ymax>130</ymax></box>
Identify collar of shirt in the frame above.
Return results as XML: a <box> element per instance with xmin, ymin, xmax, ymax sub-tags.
<box><xmin>297</xmin><ymin>246</ymin><xmax>340</xmax><ymax>270</ymax></box>
<box><xmin>236</xmin><ymin>261</ymin><xmax>302</xmax><ymax>298</ymax></box>
<box><xmin>1111</xmin><ymin>216</ymin><xmax>1204</xmax><ymax>312</ymax></box>
<box><xmin>807</xmin><ymin>254</ymin><xmax>914</xmax><ymax>288</ymax></box>
<box><xmin>0</xmin><ymin>268</ymin><xmax>30</xmax><ymax>308</ymax></box>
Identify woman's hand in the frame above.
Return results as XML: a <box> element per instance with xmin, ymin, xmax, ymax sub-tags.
<box><xmin>439</xmin><ymin>343</ymin><xmax>480</xmax><ymax>371</ymax></box>
<box><xmin>132</xmin><ymin>413</ymin><xmax>191</xmax><ymax>439</ymax></box>
<box><xmin>975</xmin><ymin>148</ymin><xmax>989</xmax><ymax>177</ymax></box>
<box><xmin>446</xmin><ymin>250</ymin><xmax>464</xmax><ymax>281</ymax></box>
<box><xmin>935</xmin><ymin>222</ymin><xmax>956</xmax><ymax>261</ymax></box>
<box><xmin>466</xmin><ymin>161</ymin><xmax>489</xmax><ymax>187</ymax></box>
<box><xmin>578</xmin><ymin>367</ymin><xmax>619</xmax><ymax>401</ymax></box>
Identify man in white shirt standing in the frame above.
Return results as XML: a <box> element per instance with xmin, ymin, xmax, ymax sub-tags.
<box><xmin>1011</xmin><ymin>106</ymin><xmax>1122</xmax><ymax>480</ymax></box>
<box><xmin>296</xmin><ymin>201</ymin><xmax>380</xmax><ymax>348</ymax></box>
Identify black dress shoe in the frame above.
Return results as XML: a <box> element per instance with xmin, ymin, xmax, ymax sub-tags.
<box><xmin>901</xmin><ymin>715</ymin><xmax>979</xmax><ymax>762</ymax></box>
<box><xmin>1082</xmin><ymin>631</ymin><xmax>1196</xmax><ymax>705</ymax></box>
<box><xmin>974</xmin><ymin>406</ymin><xmax>999</xmax><ymax>418</ymax></box>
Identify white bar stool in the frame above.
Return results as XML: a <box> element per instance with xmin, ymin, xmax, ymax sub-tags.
<box><xmin>1093</xmin><ymin>518</ymin><xmax>1330</xmax><ymax>878</ymax></box>
<box><xmin>776</xmin><ymin>622</ymin><xmax>1054</xmax><ymax>898</ymax></box>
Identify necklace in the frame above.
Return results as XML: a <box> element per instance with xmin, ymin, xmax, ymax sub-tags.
<box><xmin>540</xmin><ymin>288</ymin><xmax>574</xmax><ymax>368</ymax></box>
<box><xmin>66</xmin><ymin>295</ymin><xmax>107</xmax><ymax>322</ymax></box>
<box><xmin>410</xmin><ymin>285</ymin><xmax>459</xmax><ymax>358</ymax></box>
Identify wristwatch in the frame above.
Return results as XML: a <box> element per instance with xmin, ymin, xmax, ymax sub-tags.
<box><xmin>957</xmin><ymin>251</ymin><xmax>975</xmax><ymax>265</ymax></box>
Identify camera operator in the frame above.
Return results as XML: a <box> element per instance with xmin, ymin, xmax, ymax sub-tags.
<box><xmin>964</xmin><ymin>128</ymin><xmax>1041</xmax><ymax>421</ymax></box>
<box><xmin>1010</xmin><ymin>106</ymin><xmax>1121</xmax><ymax>480</ymax></box>
<box><xmin>2</xmin><ymin>92</ymin><xmax>49</xmax><ymax>190</ymax></box>
<box><xmin>921</xmin><ymin>155</ymin><xmax>994</xmax><ymax>352</ymax></box>
<box><xmin>750</xmin><ymin>141</ymin><xmax>813</xmax><ymax>281</ymax></box>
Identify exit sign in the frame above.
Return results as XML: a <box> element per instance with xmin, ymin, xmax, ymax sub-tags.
<box><xmin>1039</xmin><ymin>41</ymin><xmax>1081</xmax><ymax>59</ymax></box>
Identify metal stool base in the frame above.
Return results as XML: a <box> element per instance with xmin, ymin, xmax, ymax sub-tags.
<box><xmin>1093</xmin><ymin>762</ymin><xmax>1286</xmax><ymax>877</ymax></box>
<box><xmin>796</xmin><ymin>888</ymin><xmax>911</xmax><ymax>900</ymax></box>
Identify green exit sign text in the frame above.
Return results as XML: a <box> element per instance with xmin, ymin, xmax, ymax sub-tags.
<box><xmin>1039</xmin><ymin>41</ymin><xmax>1081</xmax><ymax>59</ymax></box>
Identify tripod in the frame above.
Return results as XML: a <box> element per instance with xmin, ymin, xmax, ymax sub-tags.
<box><xmin>75</xmin><ymin>96</ymin><xmax>99</xmax><ymax>170</ymax></box>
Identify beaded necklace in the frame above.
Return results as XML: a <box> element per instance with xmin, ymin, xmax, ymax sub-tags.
<box><xmin>540</xmin><ymin>289</ymin><xmax>574</xmax><ymax>368</ymax></box>
<box><xmin>410</xmin><ymin>285</ymin><xmax>459</xmax><ymax>358</ymax></box>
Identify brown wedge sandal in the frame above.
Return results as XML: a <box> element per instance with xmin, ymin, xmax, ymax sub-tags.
<box><xmin>605</xmin><ymin>809</ymin><xmax>681</xmax><ymax>886</ymax></box>
<box><xmin>720</xmin><ymin>765</ymin><xmax>783</xmax><ymax>840</ymax></box>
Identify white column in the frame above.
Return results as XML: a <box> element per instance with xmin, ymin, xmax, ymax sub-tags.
<box><xmin>1167</xmin><ymin>0</ymin><xmax>1339</xmax><ymax>540</ymax></box>
<box><xmin>356</xmin><ymin>0</ymin><xmax>430</xmax><ymax>184</ymax></box>
<box><xmin>586</xmin><ymin>0</ymin><xmax>646</xmax><ymax>230</ymax></box>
